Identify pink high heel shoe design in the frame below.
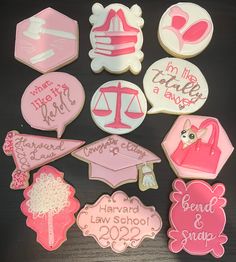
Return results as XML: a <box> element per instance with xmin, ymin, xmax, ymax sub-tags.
<box><xmin>164</xmin><ymin>6</ymin><xmax>212</xmax><ymax>51</ymax></box>
<box><xmin>92</xmin><ymin>9</ymin><xmax>139</xmax><ymax>56</ymax></box>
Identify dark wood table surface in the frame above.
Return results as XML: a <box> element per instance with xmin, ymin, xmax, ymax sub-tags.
<box><xmin>1</xmin><ymin>0</ymin><xmax>235</xmax><ymax>261</ymax></box>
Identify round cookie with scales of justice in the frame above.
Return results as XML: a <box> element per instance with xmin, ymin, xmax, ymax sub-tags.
<box><xmin>158</xmin><ymin>2</ymin><xmax>213</xmax><ymax>58</ymax></box>
<box><xmin>90</xmin><ymin>80</ymin><xmax>147</xmax><ymax>134</ymax></box>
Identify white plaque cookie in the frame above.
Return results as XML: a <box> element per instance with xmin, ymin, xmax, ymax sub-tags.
<box><xmin>89</xmin><ymin>3</ymin><xmax>144</xmax><ymax>74</ymax></box>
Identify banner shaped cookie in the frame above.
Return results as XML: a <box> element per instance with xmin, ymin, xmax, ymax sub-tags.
<box><xmin>21</xmin><ymin>72</ymin><xmax>85</xmax><ymax>138</ymax></box>
<box><xmin>143</xmin><ymin>58</ymin><xmax>208</xmax><ymax>115</ymax></box>
<box><xmin>168</xmin><ymin>179</ymin><xmax>227</xmax><ymax>258</ymax></box>
<box><xmin>90</xmin><ymin>80</ymin><xmax>147</xmax><ymax>134</ymax></box>
<box><xmin>77</xmin><ymin>191</ymin><xmax>162</xmax><ymax>253</ymax></box>
<box><xmin>158</xmin><ymin>3</ymin><xmax>213</xmax><ymax>58</ymax></box>
<box><xmin>2</xmin><ymin>130</ymin><xmax>85</xmax><ymax>190</ymax></box>
<box><xmin>89</xmin><ymin>3</ymin><xmax>144</xmax><ymax>74</ymax></box>
<box><xmin>21</xmin><ymin>166</ymin><xmax>80</xmax><ymax>251</ymax></box>
<box><xmin>72</xmin><ymin>135</ymin><xmax>161</xmax><ymax>191</ymax></box>
<box><xmin>15</xmin><ymin>7</ymin><xmax>78</xmax><ymax>73</ymax></box>
<box><xmin>162</xmin><ymin>115</ymin><xmax>233</xmax><ymax>179</ymax></box>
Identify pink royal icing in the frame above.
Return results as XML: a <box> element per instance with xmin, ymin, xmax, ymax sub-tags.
<box><xmin>165</xmin><ymin>6</ymin><xmax>212</xmax><ymax>51</ymax></box>
<box><xmin>92</xmin><ymin>9</ymin><xmax>139</xmax><ymax>56</ymax></box>
<box><xmin>21</xmin><ymin>166</ymin><xmax>80</xmax><ymax>251</ymax></box>
<box><xmin>77</xmin><ymin>191</ymin><xmax>162</xmax><ymax>253</ymax></box>
<box><xmin>89</xmin><ymin>3</ymin><xmax>144</xmax><ymax>74</ymax></box>
<box><xmin>72</xmin><ymin>135</ymin><xmax>161</xmax><ymax>189</ymax></box>
<box><xmin>158</xmin><ymin>3</ymin><xmax>214</xmax><ymax>58</ymax></box>
<box><xmin>21</xmin><ymin>72</ymin><xmax>85</xmax><ymax>138</ymax></box>
<box><xmin>15</xmin><ymin>7</ymin><xmax>78</xmax><ymax>73</ymax></box>
<box><xmin>2</xmin><ymin>130</ymin><xmax>85</xmax><ymax>190</ymax></box>
<box><xmin>168</xmin><ymin>179</ymin><xmax>227</xmax><ymax>258</ymax></box>
<box><xmin>90</xmin><ymin>80</ymin><xmax>147</xmax><ymax>134</ymax></box>
<box><xmin>162</xmin><ymin>115</ymin><xmax>234</xmax><ymax>179</ymax></box>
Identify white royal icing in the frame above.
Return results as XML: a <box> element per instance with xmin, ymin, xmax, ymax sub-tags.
<box><xmin>143</xmin><ymin>57</ymin><xmax>208</xmax><ymax>114</ymax></box>
<box><xmin>90</xmin><ymin>80</ymin><xmax>147</xmax><ymax>134</ymax></box>
<box><xmin>158</xmin><ymin>2</ymin><xmax>213</xmax><ymax>57</ymax></box>
<box><xmin>89</xmin><ymin>3</ymin><xmax>144</xmax><ymax>74</ymax></box>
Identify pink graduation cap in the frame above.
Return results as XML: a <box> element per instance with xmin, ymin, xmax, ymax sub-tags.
<box><xmin>72</xmin><ymin>135</ymin><xmax>161</xmax><ymax>190</ymax></box>
<box><xmin>3</xmin><ymin>130</ymin><xmax>85</xmax><ymax>190</ymax></box>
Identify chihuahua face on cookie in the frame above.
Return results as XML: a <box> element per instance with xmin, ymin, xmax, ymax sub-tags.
<box><xmin>181</xmin><ymin>119</ymin><xmax>206</xmax><ymax>148</ymax></box>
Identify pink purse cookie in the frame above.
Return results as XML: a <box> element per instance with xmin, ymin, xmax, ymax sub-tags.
<box><xmin>2</xmin><ymin>130</ymin><xmax>85</xmax><ymax>190</ymax></box>
<box><xmin>162</xmin><ymin>115</ymin><xmax>234</xmax><ymax>179</ymax></box>
<box><xmin>21</xmin><ymin>165</ymin><xmax>80</xmax><ymax>251</ymax></box>
<box><xmin>77</xmin><ymin>191</ymin><xmax>162</xmax><ymax>253</ymax></box>
<box><xmin>168</xmin><ymin>179</ymin><xmax>227</xmax><ymax>258</ymax></box>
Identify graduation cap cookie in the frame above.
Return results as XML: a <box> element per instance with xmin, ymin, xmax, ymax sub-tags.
<box><xmin>72</xmin><ymin>135</ymin><xmax>161</xmax><ymax>191</ymax></box>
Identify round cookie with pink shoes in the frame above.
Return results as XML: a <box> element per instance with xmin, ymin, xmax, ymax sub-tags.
<box><xmin>158</xmin><ymin>2</ymin><xmax>213</xmax><ymax>58</ymax></box>
<box><xmin>162</xmin><ymin>115</ymin><xmax>234</xmax><ymax>179</ymax></box>
<box><xmin>15</xmin><ymin>7</ymin><xmax>78</xmax><ymax>73</ymax></box>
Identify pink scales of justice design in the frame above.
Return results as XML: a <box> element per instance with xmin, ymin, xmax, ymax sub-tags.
<box><xmin>21</xmin><ymin>165</ymin><xmax>80</xmax><ymax>251</ymax></box>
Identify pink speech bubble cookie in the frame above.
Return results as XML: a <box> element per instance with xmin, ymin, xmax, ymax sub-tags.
<box><xmin>158</xmin><ymin>3</ymin><xmax>213</xmax><ymax>58</ymax></box>
<box><xmin>77</xmin><ymin>191</ymin><xmax>162</xmax><ymax>253</ymax></box>
<box><xmin>2</xmin><ymin>130</ymin><xmax>85</xmax><ymax>190</ymax></box>
<box><xmin>72</xmin><ymin>135</ymin><xmax>161</xmax><ymax>191</ymax></box>
<box><xmin>162</xmin><ymin>115</ymin><xmax>234</xmax><ymax>179</ymax></box>
<box><xmin>21</xmin><ymin>72</ymin><xmax>85</xmax><ymax>138</ymax></box>
<box><xmin>89</xmin><ymin>3</ymin><xmax>144</xmax><ymax>74</ymax></box>
<box><xmin>15</xmin><ymin>7</ymin><xmax>78</xmax><ymax>73</ymax></box>
<box><xmin>168</xmin><ymin>179</ymin><xmax>227</xmax><ymax>258</ymax></box>
<box><xmin>21</xmin><ymin>165</ymin><xmax>80</xmax><ymax>251</ymax></box>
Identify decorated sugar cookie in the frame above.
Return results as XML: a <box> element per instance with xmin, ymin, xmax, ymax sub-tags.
<box><xmin>77</xmin><ymin>191</ymin><xmax>162</xmax><ymax>253</ymax></box>
<box><xmin>168</xmin><ymin>179</ymin><xmax>227</xmax><ymax>258</ymax></box>
<box><xmin>162</xmin><ymin>115</ymin><xmax>234</xmax><ymax>179</ymax></box>
<box><xmin>15</xmin><ymin>7</ymin><xmax>78</xmax><ymax>73</ymax></box>
<box><xmin>143</xmin><ymin>58</ymin><xmax>208</xmax><ymax>115</ymax></box>
<box><xmin>72</xmin><ymin>135</ymin><xmax>161</xmax><ymax>191</ymax></box>
<box><xmin>21</xmin><ymin>72</ymin><xmax>85</xmax><ymax>138</ymax></box>
<box><xmin>2</xmin><ymin>130</ymin><xmax>85</xmax><ymax>190</ymax></box>
<box><xmin>90</xmin><ymin>80</ymin><xmax>147</xmax><ymax>134</ymax></box>
<box><xmin>89</xmin><ymin>3</ymin><xmax>144</xmax><ymax>74</ymax></box>
<box><xmin>158</xmin><ymin>3</ymin><xmax>213</xmax><ymax>58</ymax></box>
<box><xmin>21</xmin><ymin>166</ymin><xmax>80</xmax><ymax>251</ymax></box>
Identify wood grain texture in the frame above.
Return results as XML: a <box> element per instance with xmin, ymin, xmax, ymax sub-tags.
<box><xmin>1</xmin><ymin>0</ymin><xmax>235</xmax><ymax>261</ymax></box>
